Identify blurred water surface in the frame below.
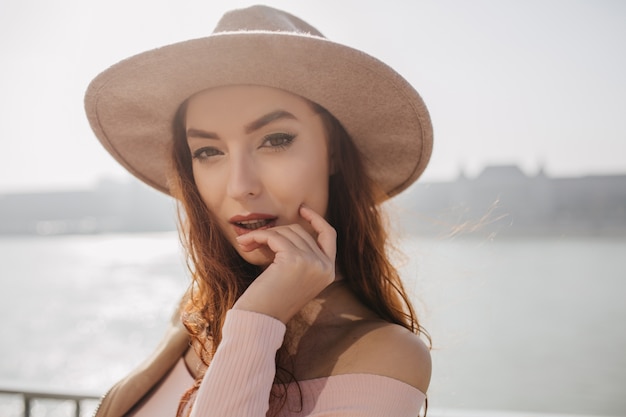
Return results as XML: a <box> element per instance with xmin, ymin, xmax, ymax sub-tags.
<box><xmin>0</xmin><ymin>233</ymin><xmax>624</xmax><ymax>416</ymax></box>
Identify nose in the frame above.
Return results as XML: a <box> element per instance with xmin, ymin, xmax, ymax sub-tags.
<box><xmin>226</xmin><ymin>152</ymin><xmax>262</xmax><ymax>200</ymax></box>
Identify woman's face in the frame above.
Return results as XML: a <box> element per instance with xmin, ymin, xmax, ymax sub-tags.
<box><xmin>185</xmin><ymin>85</ymin><xmax>331</xmax><ymax>266</ymax></box>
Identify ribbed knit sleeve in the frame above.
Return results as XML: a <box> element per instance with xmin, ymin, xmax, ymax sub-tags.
<box><xmin>190</xmin><ymin>309</ymin><xmax>286</xmax><ymax>417</ymax></box>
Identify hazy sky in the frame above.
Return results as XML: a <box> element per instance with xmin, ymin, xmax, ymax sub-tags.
<box><xmin>0</xmin><ymin>0</ymin><xmax>624</xmax><ymax>193</ymax></box>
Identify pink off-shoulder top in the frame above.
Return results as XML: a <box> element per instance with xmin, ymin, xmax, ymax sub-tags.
<box><xmin>132</xmin><ymin>310</ymin><xmax>426</xmax><ymax>416</ymax></box>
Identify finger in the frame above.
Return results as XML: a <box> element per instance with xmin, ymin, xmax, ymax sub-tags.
<box><xmin>271</xmin><ymin>225</ymin><xmax>318</xmax><ymax>253</ymax></box>
<box><xmin>236</xmin><ymin>228</ymin><xmax>300</xmax><ymax>254</ymax></box>
<box><xmin>238</xmin><ymin>226</ymin><xmax>319</xmax><ymax>258</ymax></box>
<box><xmin>236</xmin><ymin>239</ymin><xmax>263</xmax><ymax>252</ymax></box>
<box><xmin>299</xmin><ymin>205</ymin><xmax>337</xmax><ymax>259</ymax></box>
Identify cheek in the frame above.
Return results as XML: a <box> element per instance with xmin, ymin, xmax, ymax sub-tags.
<box><xmin>193</xmin><ymin>168</ymin><xmax>225</xmax><ymax>218</ymax></box>
<box><xmin>294</xmin><ymin>147</ymin><xmax>330</xmax><ymax>211</ymax></box>
<box><xmin>305</xmin><ymin>147</ymin><xmax>331</xmax><ymax>201</ymax></box>
<box><xmin>275</xmin><ymin>159</ymin><xmax>329</xmax><ymax>213</ymax></box>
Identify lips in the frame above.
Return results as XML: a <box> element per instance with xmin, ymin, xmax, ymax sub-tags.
<box><xmin>229</xmin><ymin>213</ymin><xmax>277</xmax><ymax>236</ymax></box>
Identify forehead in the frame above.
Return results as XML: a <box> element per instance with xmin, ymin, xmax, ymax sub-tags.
<box><xmin>185</xmin><ymin>85</ymin><xmax>316</xmax><ymax>124</ymax></box>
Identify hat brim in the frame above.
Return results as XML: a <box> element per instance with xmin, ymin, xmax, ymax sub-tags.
<box><xmin>85</xmin><ymin>31</ymin><xmax>433</xmax><ymax>199</ymax></box>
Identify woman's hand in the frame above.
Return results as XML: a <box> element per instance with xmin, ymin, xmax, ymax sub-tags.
<box><xmin>232</xmin><ymin>205</ymin><xmax>337</xmax><ymax>324</ymax></box>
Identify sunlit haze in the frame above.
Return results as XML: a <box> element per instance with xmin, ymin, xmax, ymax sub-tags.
<box><xmin>1</xmin><ymin>0</ymin><xmax>624</xmax><ymax>193</ymax></box>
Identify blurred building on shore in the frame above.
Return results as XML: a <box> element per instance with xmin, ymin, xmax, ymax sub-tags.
<box><xmin>1</xmin><ymin>165</ymin><xmax>625</xmax><ymax>236</ymax></box>
<box><xmin>394</xmin><ymin>165</ymin><xmax>626</xmax><ymax>237</ymax></box>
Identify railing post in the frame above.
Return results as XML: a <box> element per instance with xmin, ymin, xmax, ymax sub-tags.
<box><xmin>0</xmin><ymin>387</ymin><xmax>100</xmax><ymax>417</ymax></box>
<box><xmin>24</xmin><ymin>396</ymin><xmax>31</xmax><ymax>417</ymax></box>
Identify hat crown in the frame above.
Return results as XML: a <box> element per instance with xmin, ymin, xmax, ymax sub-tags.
<box><xmin>85</xmin><ymin>5</ymin><xmax>432</xmax><ymax>199</ymax></box>
<box><xmin>213</xmin><ymin>5</ymin><xmax>324</xmax><ymax>37</ymax></box>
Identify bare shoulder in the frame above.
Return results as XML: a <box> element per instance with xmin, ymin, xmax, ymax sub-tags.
<box><xmin>338</xmin><ymin>321</ymin><xmax>432</xmax><ymax>394</ymax></box>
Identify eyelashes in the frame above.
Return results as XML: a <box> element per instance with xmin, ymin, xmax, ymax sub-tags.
<box><xmin>192</xmin><ymin>147</ymin><xmax>221</xmax><ymax>160</ymax></box>
<box><xmin>191</xmin><ymin>132</ymin><xmax>297</xmax><ymax>162</ymax></box>
<box><xmin>261</xmin><ymin>132</ymin><xmax>296</xmax><ymax>150</ymax></box>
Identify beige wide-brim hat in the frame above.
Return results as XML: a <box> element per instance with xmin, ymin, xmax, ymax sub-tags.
<box><xmin>85</xmin><ymin>5</ymin><xmax>433</xmax><ymax>199</ymax></box>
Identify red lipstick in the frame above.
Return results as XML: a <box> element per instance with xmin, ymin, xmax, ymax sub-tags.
<box><xmin>229</xmin><ymin>213</ymin><xmax>277</xmax><ymax>236</ymax></box>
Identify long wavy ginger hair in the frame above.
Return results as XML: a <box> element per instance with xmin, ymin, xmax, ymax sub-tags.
<box><xmin>168</xmin><ymin>98</ymin><xmax>429</xmax><ymax>415</ymax></box>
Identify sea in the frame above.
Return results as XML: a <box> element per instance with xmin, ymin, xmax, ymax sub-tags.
<box><xmin>0</xmin><ymin>232</ymin><xmax>625</xmax><ymax>417</ymax></box>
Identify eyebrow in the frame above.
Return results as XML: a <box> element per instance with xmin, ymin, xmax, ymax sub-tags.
<box><xmin>186</xmin><ymin>128</ymin><xmax>219</xmax><ymax>139</ymax></box>
<box><xmin>186</xmin><ymin>110</ymin><xmax>298</xmax><ymax>139</ymax></box>
<box><xmin>244</xmin><ymin>110</ymin><xmax>297</xmax><ymax>134</ymax></box>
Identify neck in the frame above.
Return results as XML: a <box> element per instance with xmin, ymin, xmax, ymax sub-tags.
<box><xmin>296</xmin><ymin>279</ymin><xmax>346</xmax><ymax>325</ymax></box>
<box><xmin>279</xmin><ymin>278</ymin><xmax>382</xmax><ymax>374</ymax></box>
<box><xmin>289</xmin><ymin>278</ymin><xmax>378</xmax><ymax>330</ymax></box>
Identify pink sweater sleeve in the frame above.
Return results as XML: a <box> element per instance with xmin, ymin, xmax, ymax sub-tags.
<box><xmin>190</xmin><ymin>309</ymin><xmax>286</xmax><ymax>417</ymax></box>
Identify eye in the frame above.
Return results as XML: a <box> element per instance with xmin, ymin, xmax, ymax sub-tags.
<box><xmin>260</xmin><ymin>133</ymin><xmax>296</xmax><ymax>150</ymax></box>
<box><xmin>192</xmin><ymin>147</ymin><xmax>222</xmax><ymax>161</ymax></box>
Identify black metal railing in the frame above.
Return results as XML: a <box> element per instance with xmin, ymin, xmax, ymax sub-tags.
<box><xmin>0</xmin><ymin>387</ymin><xmax>100</xmax><ymax>417</ymax></box>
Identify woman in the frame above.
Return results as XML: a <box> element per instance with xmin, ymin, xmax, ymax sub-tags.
<box><xmin>86</xmin><ymin>5</ymin><xmax>433</xmax><ymax>417</ymax></box>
